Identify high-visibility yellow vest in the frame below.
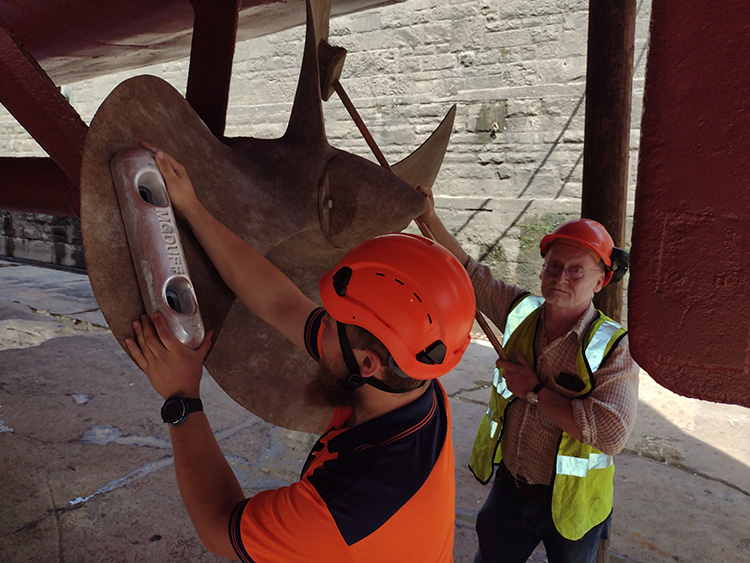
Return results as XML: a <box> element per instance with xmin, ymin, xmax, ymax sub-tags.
<box><xmin>468</xmin><ymin>294</ymin><xmax>627</xmax><ymax>540</ymax></box>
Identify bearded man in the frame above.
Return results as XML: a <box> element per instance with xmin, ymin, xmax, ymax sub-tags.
<box><xmin>125</xmin><ymin>144</ymin><xmax>477</xmax><ymax>562</ymax></box>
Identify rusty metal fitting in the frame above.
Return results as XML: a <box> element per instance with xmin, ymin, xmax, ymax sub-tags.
<box><xmin>110</xmin><ymin>147</ymin><xmax>205</xmax><ymax>349</ymax></box>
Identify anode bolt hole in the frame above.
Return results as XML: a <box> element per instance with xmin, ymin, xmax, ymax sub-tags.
<box><xmin>164</xmin><ymin>277</ymin><xmax>196</xmax><ymax>315</ymax></box>
<box><xmin>165</xmin><ymin>289</ymin><xmax>182</xmax><ymax>313</ymax></box>
<box><xmin>135</xmin><ymin>170</ymin><xmax>169</xmax><ymax>207</ymax></box>
<box><xmin>138</xmin><ymin>186</ymin><xmax>155</xmax><ymax>205</ymax></box>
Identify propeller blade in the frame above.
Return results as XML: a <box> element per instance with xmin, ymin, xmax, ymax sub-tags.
<box><xmin>283</xmin><ymin>0</ymin><xmax>327</xmax><ymax>145</ymax></box>
<box><xmin>311</xmin><ymin>0</ymin><xmax>331</xmax><ymax>44</ymax></box>
<box><xmin>391</xmin><ymin>105</ymin><xmax>457</xmax><ymax>188</ymax></box>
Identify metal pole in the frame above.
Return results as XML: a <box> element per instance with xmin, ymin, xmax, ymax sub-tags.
<box><xmin>186</xmin><ymin>0</ymin><xmax>241</xmax><ymax>140</ymax></box>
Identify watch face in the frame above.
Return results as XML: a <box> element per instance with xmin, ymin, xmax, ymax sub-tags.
<box><xmin>162</xmin><ymin>398</ymin><xmax>186</xmax><ymax>423</ymax></box>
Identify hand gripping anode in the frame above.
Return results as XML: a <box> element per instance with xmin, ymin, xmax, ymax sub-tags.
<box><xmin>110</xmin><ymin>147</ymin><xmax>205</xmax><ymax>349</ymax></box>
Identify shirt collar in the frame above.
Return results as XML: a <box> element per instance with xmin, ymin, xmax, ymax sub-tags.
<box><xmin>327</xmin><ymin>380</ymin><xmax>443</xmax><ymax>452</ymax></box>
<box><xmin>540</xmin><ymin>300</ymin><xmax>598</xmax><ymax>343</ymax></box>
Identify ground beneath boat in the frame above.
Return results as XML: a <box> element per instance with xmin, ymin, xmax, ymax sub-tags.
<box><xmin>1</xmin><ymin>259</ymin><xmax>748</xmax><ymax>562</ymax></box>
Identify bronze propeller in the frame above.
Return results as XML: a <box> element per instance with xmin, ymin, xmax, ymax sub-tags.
<box><xmin>81</xmin><ymin>0</ymin><xmax>456</xmax><ymax>432</ymax></box>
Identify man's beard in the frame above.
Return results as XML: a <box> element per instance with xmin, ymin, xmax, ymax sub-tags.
<box><xmin>305</xmin><ymin>357</ymin><xmax>359</xmax><ymax>409</ymax></box>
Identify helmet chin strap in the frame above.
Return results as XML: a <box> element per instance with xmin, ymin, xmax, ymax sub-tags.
<box><xmin>336</xmin><ymin>322</ymin><xmax>424</xmax><ymax>394</ymax></box>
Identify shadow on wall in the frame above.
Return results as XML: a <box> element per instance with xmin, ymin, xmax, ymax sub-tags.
<box><xmin>447</xmin><ymin>0</ymin><xmax>651</xmax><ymax>299</ymax></box>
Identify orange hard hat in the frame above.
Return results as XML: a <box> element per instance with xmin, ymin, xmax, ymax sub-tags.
<box><xmin>540</xmin><ymin>218</ymin><xmax>615</xmax><ymax>266</ymax></box>
<box><xmin>319</xmin><ymin>233</ymin><xmax>476</xmax><ymax>380</ymax></box>
<box><xmin>540</xmin><ymin>218</ymin><xmax>630</xmax><ymax>286</ymax></box>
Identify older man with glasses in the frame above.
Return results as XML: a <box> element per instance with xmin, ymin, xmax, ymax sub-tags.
<box><xmin>417</xmin><ymin>186</ymin><xmax>639</xmax><ymax>563</ymax></box>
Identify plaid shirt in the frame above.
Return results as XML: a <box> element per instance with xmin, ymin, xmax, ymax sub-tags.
<box><xmin>466</xmin><ymin>257</ymin><xmax>639</xmax><ymax>485</ymax></box>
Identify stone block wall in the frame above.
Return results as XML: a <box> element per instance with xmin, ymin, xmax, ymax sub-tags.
<box><xmin>0</xmin><ymin>211</ymin><xmax>84</xmax><ymax>271</ymax></box>
<box><xmin>0</xmin><ymin>0</ymin><xmax>652</xmax><ymax>295</ymax></box>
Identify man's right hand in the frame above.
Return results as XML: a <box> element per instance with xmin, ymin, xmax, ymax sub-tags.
<box><xmin>139</xmin><ymin>141</ymin><xmax>201</xmax><ymax>220</ymax></box>
<box><xmin>415</xmin><ymin>185</ymin><xmax>439</xmax><ymax>225</ymax></box>
<box><xmin>413</xmin><ymin>184</ymin><xmax>470</xmax><ymax>268</ymax></box>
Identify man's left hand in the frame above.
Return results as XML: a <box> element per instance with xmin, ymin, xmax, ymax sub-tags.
<box><xmin>496</xmin><ymin>350</ymin><xmax>540</xmax><ymax>397</ymax></box>
<box><xmin>125</xmin><ymin>312</ymin><xmax>213</xmax><ymax>400</ymax></box>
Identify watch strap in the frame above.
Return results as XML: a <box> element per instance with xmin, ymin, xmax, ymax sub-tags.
<box><xmin>161</xmin><ymin>396</ymin><xmax>203</xmax><ymax>425</ymax></box>
<box><xmin>531</xmin><ymin>383</ymin><xmax>544</xmax><ymax>394</ymax></box>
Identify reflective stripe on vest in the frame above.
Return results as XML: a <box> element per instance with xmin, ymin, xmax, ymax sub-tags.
<box><xmin>583</xmin><ymin>319</ymin><xmax>621</xmax><ymax>373</ymax></box>
<box><xmin>490</xmin><ymin>419</ymin><xmax>499</xmax><ymax>439</ymax></box>
<box><xmin>493</xmin><ymin>367</ymin><xmax>513</xmax><ymax>398</ymax></box>
<box><xmin>556</xmin><ymin>452</ymin><xmax>614</xmax><ymax>477</ymax></box>
<box><xmin>502</xmin><ymin>295</ymin><xmax>544</xmax><ymax>347</ymax></box>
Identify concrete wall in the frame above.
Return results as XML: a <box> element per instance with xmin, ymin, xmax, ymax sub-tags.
<box><xmin>0</xmin><ymin>0</ymin><xmax>652</xmax><ymax>293</ymax></box>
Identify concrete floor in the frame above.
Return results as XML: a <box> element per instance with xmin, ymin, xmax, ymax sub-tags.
<box><xmin>1</xmin><ymin>258</ymin><xmax>748</xmax><ymax>563</ymax></box>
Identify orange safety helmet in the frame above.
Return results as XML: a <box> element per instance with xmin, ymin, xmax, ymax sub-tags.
<box><xmin>319</xmin><ymin>233</ymin><xmax>476</xmax><ymax>380</ymax></box>
<box><xmin>540</xmin><ymin>218</ymin><xmax>629</xmax><ymax>285</ymax></box>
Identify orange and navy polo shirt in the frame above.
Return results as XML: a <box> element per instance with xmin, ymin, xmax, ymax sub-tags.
<box><xmin>229</xmin><ymin>308</ymin><xmax>456</xmax><ymax>562</ymax></box>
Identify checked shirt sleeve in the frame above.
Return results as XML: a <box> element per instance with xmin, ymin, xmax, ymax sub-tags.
<box><xmin>465</xmin><ymin>256</ymin><xmax>527</xmax><ymax>331</ymax></box>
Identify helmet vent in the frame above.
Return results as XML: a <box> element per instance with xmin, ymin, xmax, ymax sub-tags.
<box><xmin>332</xmin><ymin>266</ymin><xmax>353</xmax><ymax>296</ymax></box>
<box><xmin>413</xmin><ymin>292</ymin><xmax>422</xmax><ymax>303</ymax></box>
<box><xmin>417</xmin><ymin>340</ymin><xmax>446</xmax><ymax>365</ymax></box>
<box><xmin>427</xmin><ymin>313</ymin><xmax>433</xmax><ymax>324</ymax></box>
<box><xmin>394</xmin><ymin>278</ymin><xmax>404</xmax><ymax>285</ymax></box>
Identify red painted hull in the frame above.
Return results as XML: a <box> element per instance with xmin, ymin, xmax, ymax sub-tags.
<box><xmin>0</xmin><ymin>0</ymin><xmax>398</xmax><ymax>84</ymax></box>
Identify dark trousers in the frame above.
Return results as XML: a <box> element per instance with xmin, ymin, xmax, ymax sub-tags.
<box><xmin>474</xmin><ymin>464</ymin><xmax>611</xmax><ymax>563</ymax></box>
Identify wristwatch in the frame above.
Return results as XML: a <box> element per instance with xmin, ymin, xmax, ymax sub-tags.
<box><xmin>525</xmin><ymin>383</ymin><xmax>544</xmax><ymax>406</ymax></box>
<box><xmin>161</xmin><ymin>396</ymin><xmax>203</xmax><ymax>425</ymax></box>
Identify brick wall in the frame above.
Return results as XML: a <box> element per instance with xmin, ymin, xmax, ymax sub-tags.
<box><xmin>0</xmin><ymin>0</ymin><xmax>652</xmax><ymax>292</ymax></box>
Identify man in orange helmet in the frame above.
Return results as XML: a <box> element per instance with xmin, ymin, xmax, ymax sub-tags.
<box><xmin>124</xmin><ymin>144</ymin><xmax>476</xmax><ymax>562</ymax></box>
<box><xmin>417</xmin><ymin>186</ymin><xmax>638</xmax><ymax>563</ymax></box>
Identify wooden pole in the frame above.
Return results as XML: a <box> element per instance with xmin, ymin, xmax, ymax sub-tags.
<box><xmin>581</xmin><ymin>0</ymin><xmax>636</xmax><ymax>322</ymax></box>
<box><xmin>327</xmin><ymin>70</ymin><xmax>508</xmax><ymax>360</ymax></box>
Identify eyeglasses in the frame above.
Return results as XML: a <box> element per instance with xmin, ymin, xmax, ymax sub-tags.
<box><xmin>542</xmin><ymin>263</ymin><xmax>591</xmax><ymax>280</ymax></box>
